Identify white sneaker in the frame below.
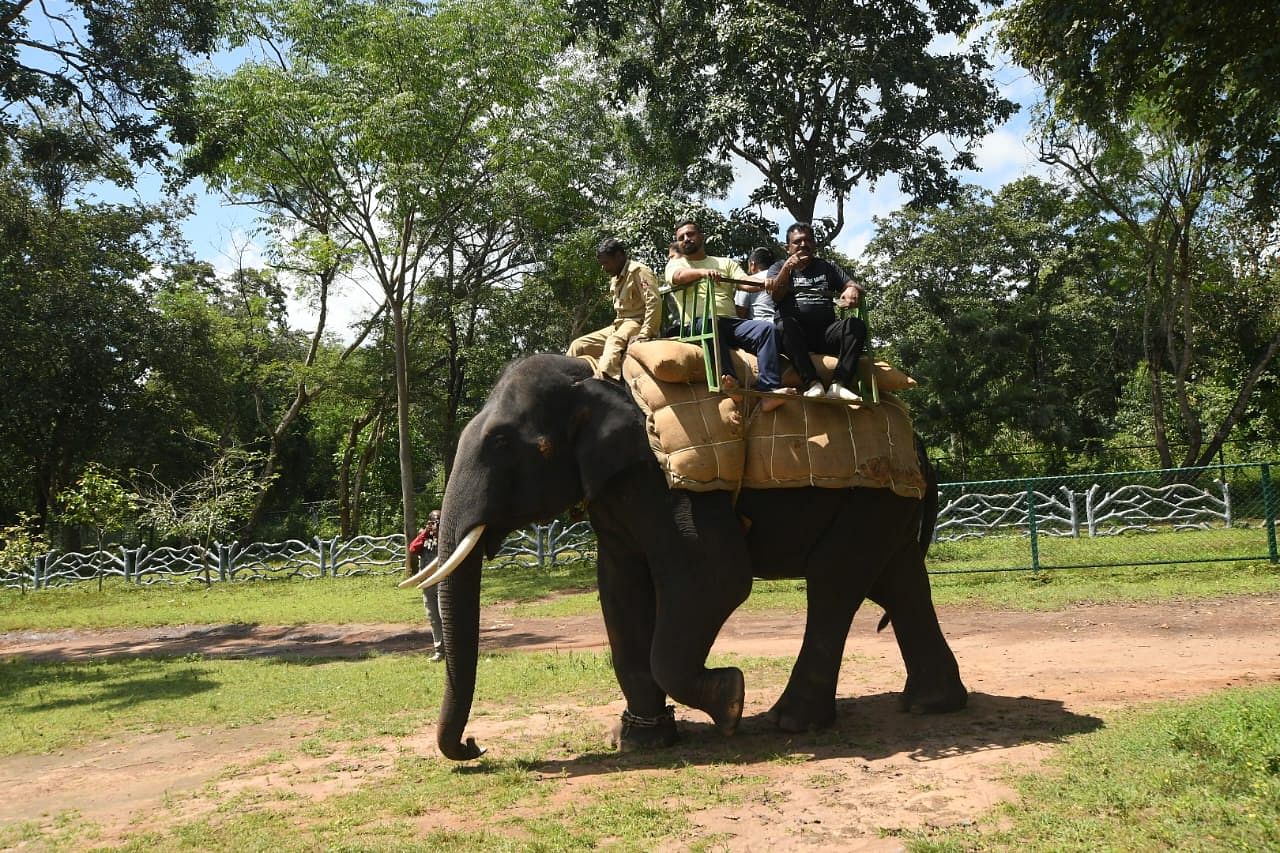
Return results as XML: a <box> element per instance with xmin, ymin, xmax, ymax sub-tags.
<box><xmin>827</xmin><ymin>381</ymin><xmax>861</xmax><ymax>402</ymax></box>
<box><xmin>803</xmin><ymin>380</ymin><xmax>825</xmax><ymax>398</ymax></box>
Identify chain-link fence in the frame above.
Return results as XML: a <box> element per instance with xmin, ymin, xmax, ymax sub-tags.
<box><xmin>931</xmin><ymin>462</ymin><xmax>1278</xmax><ymax>574</ymax></box>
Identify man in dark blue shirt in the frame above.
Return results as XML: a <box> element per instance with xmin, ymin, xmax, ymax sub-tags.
<box><xmin>766</xmin><ymin>222</ymin><xmax>867</xmax><ymax>401</ymax></box>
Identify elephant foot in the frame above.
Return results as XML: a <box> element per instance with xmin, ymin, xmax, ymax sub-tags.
<box><xmin>899</xmin><ymin>676</ymin><xmax>969</xmax><ymax>714</ymax></box>
<box><xmin>766</xmin><ymin>692</ymin><xmax>836</xmax><ymax>733</ymax></box>
<box><xmin>610</xmin><ymin>705</ymin><xmax>678</xmax><ymax>752</ymax></box>
<box><xmin>707</xmin><ymin>667</ymin><xmax>745</xmax><ymax>736</ymax></box>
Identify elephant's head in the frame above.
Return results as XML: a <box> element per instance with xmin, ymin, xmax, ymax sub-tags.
<box><xmin>427</xmin><ymin>353</ymin><xmax>654</xmax><ymax>760</ymax></box>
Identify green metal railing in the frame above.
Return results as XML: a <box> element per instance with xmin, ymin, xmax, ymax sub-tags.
<box><xmin>931</xmin><ymin>461</ymin><xmax>1279</xmax><ymax>574</ymax></box>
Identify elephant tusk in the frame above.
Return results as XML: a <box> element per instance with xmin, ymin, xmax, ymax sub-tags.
<box><xmin>417</xmin><ymin>524</ymin><xmax>486</xmax><ymax>590</ymax></box>
<box><xmin>397</xmin><ymin>556</ymin><xmax>440</xmax><ymax>589</ymax></box>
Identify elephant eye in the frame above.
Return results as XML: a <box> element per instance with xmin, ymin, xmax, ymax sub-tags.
<box><xmin>483</xmin><ymin>425</ymin><xmax>513</xmax><ymax>451</ymax></box>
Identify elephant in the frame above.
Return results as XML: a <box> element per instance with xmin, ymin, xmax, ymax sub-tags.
<box><xmin>415</xmin><ymin>353</ymin><xmax>967</xmax><ymax>761</ymax></box>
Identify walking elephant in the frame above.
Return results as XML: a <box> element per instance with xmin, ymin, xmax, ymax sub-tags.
<box><xmin>416</xmin><ymin>354</ymin><xmax>966</xmax><ymax>761</ymax></box>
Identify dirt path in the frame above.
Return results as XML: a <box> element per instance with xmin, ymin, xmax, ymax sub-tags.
<box><xmin>3</xmin><ymin>595</ymin><xmax>1280</xmax><ymax>850</ymax></box>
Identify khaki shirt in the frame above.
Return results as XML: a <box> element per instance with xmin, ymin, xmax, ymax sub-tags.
<box><xmin>663</xmin><ymin>255</ymin><xmax>744</xmax><ymax>327</ymax></box>
<box><xmin>613</xmin><ymin>259</ymin><xmax>662</xmax><ymax>341</ymax></box>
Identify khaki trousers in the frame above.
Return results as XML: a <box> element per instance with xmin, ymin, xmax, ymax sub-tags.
<box><xmin>568</xmin><ymin>318</ymin><xmax>642</xmax><ymax>380</ymax></box>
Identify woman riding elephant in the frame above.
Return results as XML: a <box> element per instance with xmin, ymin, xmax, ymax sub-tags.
<box><xmin>410</xmin><ymin>353</ymin><xmax>966</xmax><ymax>760</ymax></box>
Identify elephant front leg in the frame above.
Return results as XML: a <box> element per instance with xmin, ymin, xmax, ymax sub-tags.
<box><xmin>596</xmin><ymin>546</ymin><xmax>678</xmax><ymax>750</ymax></box>
<box><xmin>649</xmin><ymin>578</ymin><xmax>748</xmax><ymax>737</ymax></box>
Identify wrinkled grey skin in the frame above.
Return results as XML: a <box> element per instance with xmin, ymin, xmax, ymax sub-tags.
<box><xmin>433</xmin><ymin>354</ymin><xmax>965</xmax><ymax>760</ymax></box>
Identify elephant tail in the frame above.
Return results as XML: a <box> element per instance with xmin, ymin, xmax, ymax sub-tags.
<box><xmin>876</xmin><ymin>611</ymin><xmax>891</xmax><ymax>632</ymax></box>
<box><xmin>915</xmin><ymin>433</ymin><xmax>939</xmax><ymax>556</ymax></box>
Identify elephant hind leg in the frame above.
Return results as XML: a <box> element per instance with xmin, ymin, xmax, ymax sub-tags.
<box><xmin>868</xmin><ymin>544</ymin><xmax>967</xmax><ymax>714</ymax></box>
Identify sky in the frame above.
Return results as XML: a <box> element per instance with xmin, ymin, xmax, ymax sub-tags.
<box><xmin>174</xmin><ymin>46</ymin><xmax>1047</xmax><ymax>339</ymax></box>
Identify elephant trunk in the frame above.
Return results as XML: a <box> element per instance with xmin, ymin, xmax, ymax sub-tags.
<box><xmin>434</xmin><ymin>519</ymin><xmax>486</xmax><ymax>760</ymax></box>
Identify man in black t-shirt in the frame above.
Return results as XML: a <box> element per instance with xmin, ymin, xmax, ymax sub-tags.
<box><xmin>766</xmin><ymin>222</ymin><xmax>867</xmax><ymax>401</ymax></box>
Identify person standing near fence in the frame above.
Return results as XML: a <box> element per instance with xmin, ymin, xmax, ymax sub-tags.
<box><xmin>408</xmin><ymin>509</ymin><xmax>445</xmax><ymax>662</ymax></box>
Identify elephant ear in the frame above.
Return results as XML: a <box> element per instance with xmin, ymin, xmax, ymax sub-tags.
<box><xmin>570</xmin><ymin>377</ymin><xmax>653</xmax><ymax>501</ymax></box>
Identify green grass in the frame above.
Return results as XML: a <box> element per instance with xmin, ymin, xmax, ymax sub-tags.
<box><xmin>0</xmin><ymin>649</ymin><xmax>795</xmax><ymax>758</ymax></box>
<box><xmin>927</xmin><ymin>559</ymin><xmax>1280</xmax><ymax>610</ymax></box>
<box><xmin>4</xmin><ymin>541</ymin><xmax>1278</xmax><ymax>631</ymax></box>
<box><xmin>911</xmin><ymin>684</ymin><xmax>1280</xmax><ymax>852</ymax></box>
<box><xmin>0</xmin><ymin>560</ymin><xmax>598</xmax><ymax>631</ymax></box>
<box><xmin>931</xmin><ymin>524</ymin><xmax>1272</xmax><ymax>572</ymax></box>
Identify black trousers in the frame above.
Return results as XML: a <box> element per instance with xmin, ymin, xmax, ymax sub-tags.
<box><xmin>775</xmin><ymin>312</ymin><xmax>866</xmax><ymax>386</ymax></box>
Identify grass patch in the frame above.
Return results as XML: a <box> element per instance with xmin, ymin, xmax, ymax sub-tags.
<box><xmin>930</xmin><ymin>525</ymin><xmax>1273</xmax><ymax>572</ymax></box>
<box><xmin>0</xmin><ymin>649</ymin><xmax>794</xmax><ymax>758</ymax></box>
<box><xmin>928</xmin><ymin>558</ymin><xmax>1280</xmax><ymax>610</ymax></box>
<box><xmin>3</xmin><ymin>540</ymin><xmax>1277</xmax><ymax>633</ymax></box>
<box><xmin>913</xmin><ymin>684</ymin><xmax>1280</xmax><ymax>851</ymax></box>
<box><xmin>0</xmin><ymin>560</ymin><xmax>597</xmax><ymax>631</ymax></box>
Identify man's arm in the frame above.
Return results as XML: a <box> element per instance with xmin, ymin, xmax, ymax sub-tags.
<box><xmin>829</xmin><ymin>261</ymin><xmax>865</xmax><ymax>308</ymax></box>
<box><xmin>765</xmin><ymin>259</ymin><xmax>792</xmax><ymax>299</ymax></box>
<box><xmin>636</xmin><ymin>265</ymin><xmax>662</xmax><ymax>340</ymax></box>
<box><xmin>669</xmin><ymin>266</ymin><xmax>716</xmax><ymax>287</ymax></box>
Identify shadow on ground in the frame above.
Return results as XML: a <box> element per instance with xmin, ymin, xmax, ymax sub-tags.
<box><xmin>466</xmin><ymin>691</ymin><xmax>1102</xmax><ymax>779</ymax></box>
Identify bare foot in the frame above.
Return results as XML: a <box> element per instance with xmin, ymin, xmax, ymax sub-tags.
<box><xmin>759</xmin><ymin>387</ymin><xmax>796</xmax><ymax>413</ymax></box>
<box><xmin>719</xmin><ymin>374</ymin><xmax>743</xmax><ymax>401</ymax></box>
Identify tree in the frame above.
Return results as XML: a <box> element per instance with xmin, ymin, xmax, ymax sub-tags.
<box><xmin>0</xmin><ymin>121</ymin><xmax>186</xmax><ymax>525</ymax></box>
<box><xmin>188</xmin><ymin>0</ymin><xmax>571</xmax><ymax>544</ymax></box>
<box><xmin>572</xmin><ymin>0</ymin><xmax>1014</xmax><ymax>240</ymax></box>
<box><xmin>869</xmin><ymin>177</ymin><xmax>1132</xmax><ymax>477</ymax></box>
<box><xmin>1035</xmin><ymin>112</ymin><xmax>1280</xmax><ymax>470</ymax></box>
<box><xmin>1</xmin><ymin>0</ymin><xmax>224</xmax><ymax>169</ymax></box>
<box><xmin>190</xmin><ymin>0</ymin><xmax>636</xmax><ymax>542</ymax></box>
<box><xmin>55</xmin><ymin>463</ymin><xmax>135</xmax><ymax>589</ymax></box>
<box><xmin>0</xmin><ymin>513</ymin><xmax>48</xmax><ymax>590</ymax></box>
<box><xmin>132</xmin><ymin>442</ymin><xmax>276</xmax><ymax>555</ymax></box>
<box><xmin>998</xmin><ymin>0</ymin><xmax>1280</xmax><ymax>218</ymax></box>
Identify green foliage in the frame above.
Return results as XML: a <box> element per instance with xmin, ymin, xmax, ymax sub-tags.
<box><xmin>0</xmin><ymin>121</ymin><xmax>188</xmax><ymax>525</ymax></box>
<box><xmin>0</xmin><ymin>513</ymin><xmax>48</xmax><ymax>586</ymax></box>
<box><xmin>55</xmin><ymin>464</ymin><xmax>136</xmax><ymax>546</ymax></box>
<box><xmin>870</xmin><ymin>177</ymin><xmax>1133</xmax><ymax>476</ymax></box>
<box><xmin>132</xmin><ymin>444</ymin><xmax>278</xmax><ymax>547</ymax></box>
<box><xmin>1030</xmin><ymin>112</ymin><xmax>1280</xmax><ymax>470</ymax></box>
<box><xmin>573</xmin><ymin>0</ymin><xmax>1015</xmax><ymax>238</ymax></box>
<box><xmin>187</xmin><ymin>0</ymin><xmax>630</xmax><ymax>525</ymax></box>
<box><xmin>997</xmin><ymin>0</ymin><xmax>1280</xmax><ymax>218</ymax></box>
<box><xmin>1</xmin><ymin>0</ymin><xmax>225</xmax><ymax>168</ymax></box>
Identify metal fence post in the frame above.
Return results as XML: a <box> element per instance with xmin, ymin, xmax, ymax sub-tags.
<box><xmin>1261</xmin><ymin>463</ymin><xmax>1278</xmax><ymax>564</ymax></box>
<box><xmin>34</xmin><ymin>553</ymin><xmax>46</xmax><ymax>590</ymax></box>
<box><xmin>218</xmin><ymin>542</ymin><xmax>229</xmax><ymax>583</ymax></box>
<box><xmin>317</xmin><ymin>536</ymin><xmax>327</xmax><ymax>577</ymax></box>
<box><xmin>1025</xmin><ymin>480</ymin><xmax>1041</xmax><ymax>572</ymax></box>
<box><xmin>1065</xmin><ymin>486</ymin><xmax>1080</xmax><ymax>538</ymax></box>
<box><xmin>535</xmin><ymin>524</ymin><xmax>547</xmax><ymax>569</ymax></box>
<box><xmin>124</xmin><ymin>546</ymin><xmax>135</xmax><ymax>583</ymax></box>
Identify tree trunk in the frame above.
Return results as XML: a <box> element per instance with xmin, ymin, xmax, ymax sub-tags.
<box><xmin>391</xmin><ymin>295</ymin><xmax>418</xmax><ymax>563</ymax></box>
<box><xmin>337</xmin><ymin>409</ymin><xmax>377</xmax><ymax>539</ymax></box>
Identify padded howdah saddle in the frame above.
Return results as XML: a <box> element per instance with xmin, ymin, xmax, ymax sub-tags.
<box><xmin>608</xmin><ymin>340</ymin><xmax>926</xmax><ymax>499</ymax></box>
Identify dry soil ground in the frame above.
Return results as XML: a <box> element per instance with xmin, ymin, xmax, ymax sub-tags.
<box><xmin>3</xmin><ymin>595</ymin><xmax>1279</xmax><ymax>850</ymax></box>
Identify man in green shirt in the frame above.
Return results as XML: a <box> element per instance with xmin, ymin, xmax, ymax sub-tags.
<box><xmin>664</xmin><ymin>218</ymin><xmax>791</xmax><ymax>410</ymax></box>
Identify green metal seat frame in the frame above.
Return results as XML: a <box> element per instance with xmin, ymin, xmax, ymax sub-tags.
<box><xmin>660</xmin><ymin>280</ymin><xmax>724</xmax><ymax>392</ymax></box>
<box><xmin>658</xmin><ymin>281</ymin><xmax>879</xmax><ymax>404</ymax></box>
